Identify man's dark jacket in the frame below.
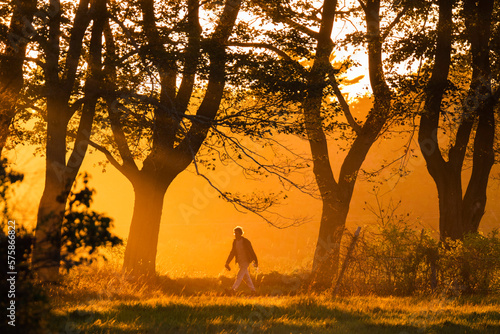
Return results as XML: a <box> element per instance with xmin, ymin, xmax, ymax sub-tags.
<box><xmin>226</xmin><ymin>237</ymin><xmax>258</xmax><ymax>266</ymax></box>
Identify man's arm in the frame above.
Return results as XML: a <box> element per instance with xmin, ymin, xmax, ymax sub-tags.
<box><xmin>225</xmin><ymin>241</ymin><xmax>236</xmax><ymax>270</ymax></box>
<box><xmin>246</xmin><ymin>239</ymin><xmax>258</xmax><ymax>266</ymax></box>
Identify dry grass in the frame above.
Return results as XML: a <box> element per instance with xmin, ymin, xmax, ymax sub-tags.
<box><xmin>45</xmin><ymin>262</ymin><xmax>500</xmax><ymax>333</ymax></box>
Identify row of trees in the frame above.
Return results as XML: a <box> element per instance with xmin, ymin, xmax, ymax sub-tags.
<box><xmin>0</xmin><ymin>0</ymin><xmax>498</xmax><ymax>285</ymax></box>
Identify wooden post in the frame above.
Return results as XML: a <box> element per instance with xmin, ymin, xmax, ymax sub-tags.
<box><xmin>332</xmin><ymin>226</ymin><xmax>361</xmax><ymax>297</ymax></box>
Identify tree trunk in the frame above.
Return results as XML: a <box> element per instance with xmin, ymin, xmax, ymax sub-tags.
<box><xmin>123</xmin><ymin>175</ymin><xmax>171</xmax><ymax>276</ymax></box>
<box><xmin>419</xmin><ymin>0</ymin><xmax>495</xmax><ymax>241</ymax></box>
<box><xmin>311</xmin><ymin>193</ymin><xmax>349</xmax><ymax>287</ymax></box>
<box><xmin>103</xmin><ymin>0</ymin><xmax>241</xmax><ymax>277</ymax></box>
<box><xmin>435</xmin><ymin>168</ymin><xmax>464</xmax><ymax>240</ymax></box>
<box><xmin>436</xmin><ymin>102</ymin><xmax>496</xmax><ymax>241</ymax></box>
<box><xmin>302</xmin><ymin>0</ymin><xmax>340</xmax><ymax>286</ymax></box>
<box><xmin>32</xmin><ymin>100</ymin><xmax>70</xmax><ymax>281</ymax></box>
<box><xmin>461</xmin><ymin>111</ymin><xmax>495</xmax><ymax>234</ymax></box>
<box><xmin>32</xmin><ymin>0</ymin><xmax>104</xmax><ymax>281</ymax></box>
<box><xmin>305</xmin><ymin>0</ymin><xmax>390</xmax><ymax>287</ymax></box>
<box><xmin>33</xmin><ymin>185</ymin><xmax>67</xmax><ymax>281</ymax></box>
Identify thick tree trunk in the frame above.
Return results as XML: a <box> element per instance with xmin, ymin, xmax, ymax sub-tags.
<box><xmin>32</xmin><ymin>100</ymin><xmax>70</xmax><ymax>281</ymax></box>
<box><xmin>32</xmin><ymin>0</ymin><xmax>104</xmax><ymax>281</ymax></box>
<box><xmin>462</xmin><ymin>112</ymin><xmax>495</xmax><ymax>234</ymax></box>
<box><xmin>311</xmin><ymin>193</ymin><xmax>349</xmax><ymax>286</ymax></box>
<box><xmin>306</xmin><ymin>0</ymin><xmax>390</xmax><ymax>287</ymax></box>
<box><xmin>419</xmin><ymin>0</ymin><xmax>495</xmax><ymax>241</ymax></box>
<box><xmin>435</xmin><ymin>168</ymin><xmax>464</xmax><ymax>240</ymax></box>
<box><xmin>123</xmin><ymin>175</ymin><xmax>171</xmax><ymax>276</ymax></box>
<box><xmin>303</xmin><ymin>0</ymin><xmax>340</xmax><ymax>285</ymax></box>
<box><xmin>436</xmin><ymin>104</ymin><xmax>495</xmax><ymax>241</ymax></box>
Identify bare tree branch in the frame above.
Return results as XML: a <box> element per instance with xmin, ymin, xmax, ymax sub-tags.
<box><xmin>327</xmin><ymin>64</ymin><xmax>362</xmax><ymax>134</ymax></box>
<box><xmin>87</xmin><ymin>138</ymin><xmax>129</xmax><ymax>176</ymax></box>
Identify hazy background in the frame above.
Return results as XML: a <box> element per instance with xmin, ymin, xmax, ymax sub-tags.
<box><xmin>8</xmin><ymin>56</ymin><xmax>500</xmax><ymax>277</ymax></box>
<box><xmin>8</xmin><ymin>120</ymin><xmax>499</xmax><ymax>278</ymax></box>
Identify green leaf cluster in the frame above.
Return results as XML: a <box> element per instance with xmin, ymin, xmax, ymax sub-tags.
<box><xmin>61</xmin><ymin>173</ymin><xmax>122</xmax><ymax>271</ymax></box>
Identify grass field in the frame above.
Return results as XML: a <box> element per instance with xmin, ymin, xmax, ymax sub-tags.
<box><xmin>45</xmin><ymin>265</ymin><xmax>500</xmax><ymax>334</ymax></box>
<box><xmin>50</xmin><ymin>294</ymin><xmax>500</xmax><ymax>333</ymax></box>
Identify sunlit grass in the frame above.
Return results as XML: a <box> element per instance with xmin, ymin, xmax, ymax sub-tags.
<box><xmin>47</xmin><ymin>262</ymin><xmax>500</xmax><ymax>333</ymax></box>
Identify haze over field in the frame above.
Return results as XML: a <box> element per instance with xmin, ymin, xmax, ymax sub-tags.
<box><xmin>9</xmin><ymin>126</ymin><xmax>500</xmax><ymax>276</ymax></box>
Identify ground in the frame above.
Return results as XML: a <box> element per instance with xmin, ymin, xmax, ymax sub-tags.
<box><xmin>44</xmin><ymin>264</ymin><xmax>500</xmax><ymax>334</ymax></box>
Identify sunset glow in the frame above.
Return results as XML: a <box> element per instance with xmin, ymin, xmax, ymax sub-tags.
<box><xmin>1</xmin><ymin>0</ymin><xmax>499</xmax><ymax>332</ymax></box>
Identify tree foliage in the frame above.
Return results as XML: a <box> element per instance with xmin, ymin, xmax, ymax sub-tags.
<box><xmin>61</xmin><ymin>173</ymin><xmax>122</xmax><ymax>271</ymax></box>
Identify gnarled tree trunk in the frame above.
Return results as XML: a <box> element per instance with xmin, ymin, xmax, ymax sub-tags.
<box><xmin>123</xmin><ymin>174</ymin><xmax>172</xmax><ymax>275</ymax></box>
<box><xmin>307</xmin><ymin>0</ymin><xmax>392</xmax><ymax>286</ymax></box>
<box><xmin>418</xmin><ymin>0</ymin><xmax>496</xmax><ymax>241</ymax></box>
<box><xmin>32</xmin><ymin>0</ymin><xmax>106</xmax><ymax>281</ymax></box>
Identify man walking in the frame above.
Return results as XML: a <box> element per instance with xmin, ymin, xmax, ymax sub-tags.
<box><xmin>225</xmin><ymin>226</ymin><xmax>258</xmax><ymax>293</ymax></box>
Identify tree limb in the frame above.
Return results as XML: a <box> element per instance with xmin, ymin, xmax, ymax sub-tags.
<box><xmin>87</xmin><ymin>139</ymin><xmax>128</xmax><ymax>176</ymax></box>
<box><xmin>327</xmin><ymin>64</ymin><xmax>362</xmax><ymax>134</ymax></box>
<box><xmin>177</xmin><ymin>0</ymin><xmax>242</xmax><ymax>159</ymax></box>
<box><xmin>256</xmin><ymin>1</ymin><xmax>320</xmax><ymax>39</ymax></box>
<box><xmin>105</xmin><ymin>101</ymin><xmax>140</xmax><ymax>174</ymax></box>
<box><xmin>381</xmin><ymin>3</ymin><xmax>410</xmax><ymax>41</ymax></box>
<box><xmin>228</xmin><ymin>41</ymin><xmax>292</xmax><ymax>59</ymax></box>
<box><xmin>62</xmin><ymin>0</ymin><xmax>92</xmax><ymax>105</ymax></box>
<box><xmin>102</xmin><ymin>19</ymin><xmax>140</xmax><ymax>175</ymax></box>
<box><xmin>418</xmin><ymin>0</ymin><xmax>454</xmax><ymax>172</ymax></box>
<box><xmin>357</xmin><ymin>0</ymin><xmax>368</xmax><ymax>13</ymax></box>
<box><xmin>282</xmin><ymin>16</ymin><xmax>320</xmax><ymax>40</ymax></box>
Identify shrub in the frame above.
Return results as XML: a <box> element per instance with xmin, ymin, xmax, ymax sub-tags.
<box><xmin>338</xmin><ymin>222</ymin><xmax>500</xmax><ymax>296</ymax></box>
<box><xmin>60</xmin><ymin>173</ymin><xmax>122</xmax><ymax>271</ymax></box>
<box><xmin>0</xmin><ymin>161</ymin><xmax>49</xmax><ymax>333</ymax></box>
<box><xmin>340</xmin><ymin>221</ymin><xmax>438</xmax><ymax>296</ymax></box>
<box><xmin>439</xmin><ymin>231</ymin><xmax>500</xmax><ymax>294</ymax></box>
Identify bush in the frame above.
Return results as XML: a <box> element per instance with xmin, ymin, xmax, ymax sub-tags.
<box><xmin>340</xmin><ymin>221</ymin><xmax>438</xmax><ymax>296</ymax></box>
<box><xmin>439</xmin><ymin>231</ymin><xmax>500</xmax><ymax>294</ymax></box>
<box><xmin>0</xmin><ymin>167</ymin><xmax>122</xmax><ymax>333</ymax></box>
<box><xmin>334</xmin><ymin>193</ymin><xmax>500</xmax><ymax>296</ymax></box>
<box><xmin>60</xmin><ymin>173</ymin><xmax>122</xmax><ymax>271</ymax></box>
<box><xmin>0</xmin><ymin>160</ymin><xmax>49</xmax><ymax>333</ymax></box>
<box><xmin>338</xmin><ymin>222</ymin><xmax>500</xmax><ymax>296</ymax></box>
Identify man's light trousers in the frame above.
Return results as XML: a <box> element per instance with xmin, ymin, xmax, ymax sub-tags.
<box><xmin>232</xmin><ymin>263</ymin><xmax>255</xmax><ymax>291</ymax></box>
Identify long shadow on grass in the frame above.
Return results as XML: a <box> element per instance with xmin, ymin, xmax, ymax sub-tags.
<box><xmin>51</xmin><ymin>297</ymin><xmax>500</xmax><ymax>334</ymax></box>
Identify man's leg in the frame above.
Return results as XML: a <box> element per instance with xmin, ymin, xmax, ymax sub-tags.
<box><xmin>243</xmin><ymin>269</ymin><xmax>256</xmax><ymax>292</ymax></box>
<box><xmin>232</xmin><ymin>264</ymin><xmax>248</xmax><ymax>290</ymax></box>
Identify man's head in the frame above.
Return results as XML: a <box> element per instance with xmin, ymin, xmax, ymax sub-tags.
<box><xmin>233</xmin><ymin>226</ymin><xmax>243</xmax><ymax>239</ymax></box>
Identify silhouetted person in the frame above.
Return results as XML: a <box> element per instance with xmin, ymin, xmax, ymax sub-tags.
<box><xmin>225</xmin><ymin>226</ymin><xmax>258</xmax><ymax>292</ymax></box>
